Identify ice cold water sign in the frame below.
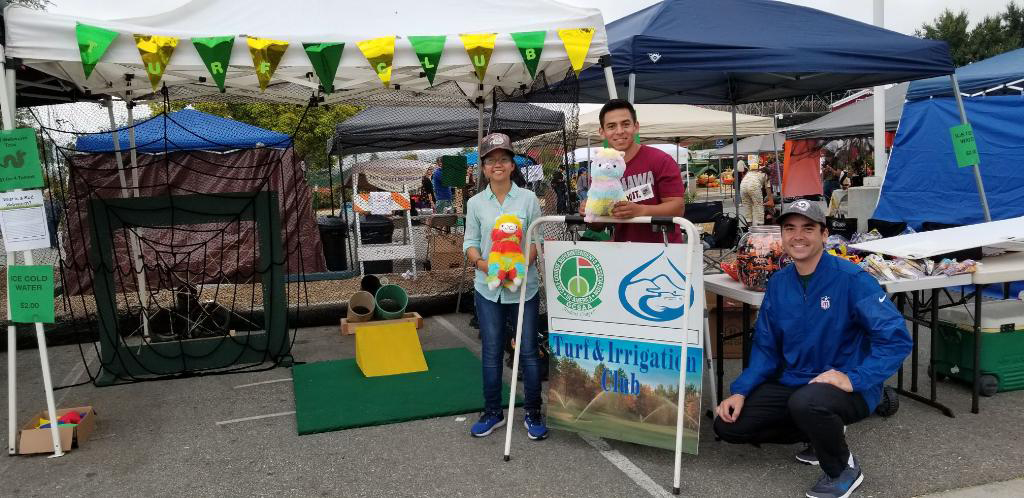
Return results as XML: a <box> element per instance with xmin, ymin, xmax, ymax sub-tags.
<box><xmin>8</xmin><ymin>265</ymin><xmax>55</xmax><ymax>323</ymax></box>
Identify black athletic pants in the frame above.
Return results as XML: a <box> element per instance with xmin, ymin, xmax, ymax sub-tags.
<box><xmin>713</xmin><ymin>382</ymin><xmax>870</xmax><ymax>478</ymax></box>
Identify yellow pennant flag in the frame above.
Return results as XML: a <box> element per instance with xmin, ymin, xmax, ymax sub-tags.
<box><xmin>557</xmin><ymin>28</ymin><xmax>595</xmax><ymax>75</ymax></box>
<box><xmin>134</xmin><ymin>34</ymin><xmax>178</xmax><ymax>91</ymax></box>
<box><xmin>357</xmin><ymin>36</ymin><xmax>396</xmax><ymax>87</ymax></box>
<box><xmin>247</xmin><ymin>37</ymin><xmax>289</xmax><ymax>92</ymax></box>
<box><xmin>460</xmin><ymin>33</ymin><xmax>497</xmax><ymax>82</ymax></box>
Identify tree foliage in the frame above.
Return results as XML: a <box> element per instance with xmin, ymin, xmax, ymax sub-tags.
<box><xmin>917</xmin><ymin>2</ymin><xmax>1024</xmax><ymax>66</ymax></box>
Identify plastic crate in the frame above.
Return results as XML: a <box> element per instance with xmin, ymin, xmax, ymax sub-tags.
<box><xmin>934</xmin><ymin>300</ymin><xmax>1024</xmax><ymax>395</ymax></box>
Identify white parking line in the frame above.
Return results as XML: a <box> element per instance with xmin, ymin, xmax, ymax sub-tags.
<box><xmin>432</xmin><ymin>315</ymin><xmax>482</xmax><ymax>354</ymax></box>
<box><xmin>233</xmin><ymin>378</ymin><xmax>291</xmax><ymax>389</ymax></box>
<box><xmin>580</xmin><ymin>434</ymin><xmax>674</xmax><ymax>498</ymax></box>
<box><xmin>216</xmin><ymin>411</ymin><xmax>295</xmax><ymax>426</ymax></box>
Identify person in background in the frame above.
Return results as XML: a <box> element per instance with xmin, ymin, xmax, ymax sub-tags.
<box><xmin>828</xmin><ymin>177</ymin><xmax>853</xmax><ymax>218</ymax></box>
<box><xmin>576</xmin><ymin>165</ymin><xmax>590</xmax><ymax>206</ymax></box>
<box><xmin>739</xmin><ymin>163</ymin><xmax>769</xmax><ymax>225</ymax></box>
<box><xmin>715</xmin><ymin>201</ymin><xmax>911</xmax><ymax>498</ymax></box>
<box><xmin>579</xmin><ymin>99</ymin><xmax>686</xmax><ymax>242</ymax></box>
<box><xmin>551</xmin><ymin>168</ymin><xmax>568</xmax><ymax>214</ymax></box>
<box><xmin>821</xmin><ymin>162</ymin><xmax>839</xmax><ymax>204</ymax></box>
<box><xmin>420</xmin><ymin>168</ymin><xmax>436</xmax><ymax>210</ymax></box>
<box><xmin>432</xmin><ymin>160</ymin><xmax>454</xmax><ymax>213</ymax></box>
<box><xmin>735</xmin><ymin>155</ymin><xmax>748</xmax><ymax>184</ymax></box>
<box><xmin>463</xmin><ymin>132</ymin><xmax>547</xmax><ymax>441</ymax></box>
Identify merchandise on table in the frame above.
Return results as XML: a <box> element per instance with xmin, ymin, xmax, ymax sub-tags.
<box><xmin>736</xmin><ymin>225</ymin><xmax>789</xmax><ymax>292</ymax></box>
<box><xmin>720</xmin><ymin>261</ymin><xmax>740</xmax><ymax>282</ymax></box>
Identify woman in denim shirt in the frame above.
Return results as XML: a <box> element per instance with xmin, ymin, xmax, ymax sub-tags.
<box><xmin>462</xmin><ymin>132</ymin><xmax>547</xmax><ymax>440</ymax></box>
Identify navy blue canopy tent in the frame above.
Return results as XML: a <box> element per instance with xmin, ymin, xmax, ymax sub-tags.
<box><xmin>577</xmin><ymin>0</ymin><xmax>954</xmax><ymax>105</ymax></box>
<box><xmin>76</xmin><ymin>108</ymin><xmax>292</xmax><ymax>153</ymax></box>
<box><xmin>907</xmin><ymin>48</ymin><xmax>1024</xmax><ymax>100</ymax></box>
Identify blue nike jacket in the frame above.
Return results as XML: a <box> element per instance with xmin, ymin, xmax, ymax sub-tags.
<box><xmin>730</xmin><ymin>254</ymin><xmax>912</xmax><ymax>412</ymax></box>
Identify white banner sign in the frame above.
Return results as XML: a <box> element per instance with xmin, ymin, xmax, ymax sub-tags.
<box><xmin>0</xmin><ymin>189</ymin><xmax>51</xmax><ymax>252</ymax></box>
<box><xmin>543</xmin><ymin>241</ymin><xmax>703</xmax><ymax>347</ymax></box>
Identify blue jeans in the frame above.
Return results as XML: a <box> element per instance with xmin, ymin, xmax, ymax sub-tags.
<box><xmin>474</xmin><ymin>291</ymin><xmax>542</xmax><ymax>414</ymax></box>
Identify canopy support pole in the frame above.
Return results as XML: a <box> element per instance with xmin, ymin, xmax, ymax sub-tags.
<box><xmin>124</xmin><ymin>102</ymin><xmax>150</xmax><ymax>339</ymax></box>
<box><xmin>627</xmin><ymin>73</ymin><xmax>636</xmax><ymax>104</ymax></box>
<box><xmin>599</xmin><ymin>55</ymin><xmax>618</xmax><ymax>99</ymax></box>
<box><xmin>873</xmin><ymin>0</ymin><xmax>888</xmax><ymax>181</ymax></box>
<box><xmin>950</xmin><ymin>74</ymin><xmax>992</xmax><ymax>222</ymax></box>
<box><xmin>1</xmin><ymin>51</ymin><xmax>64</xmax><ymax>459</ymax></box>
<box><xmin>731</xmin><ymin>105</ymin><xmax>740</xmax><ymax>216</ymax></box>
<box><xmin>476</xmin><ymin>95</ymin><xmax>485</xmax><ymax>192</ymax></box>
<box><xmin>771</xmin><ymin>116</ymin><xmax>781</xmax><ymax>202</ymax></box>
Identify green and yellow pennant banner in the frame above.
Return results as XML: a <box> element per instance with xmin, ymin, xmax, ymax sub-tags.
<box><xmin>358</xmin><ymin>36</ymin><xmax>396</xmax><ymax>87</ymax></box>
<box><xmin>407</xmin><ymin>36</ymin><xmax>446</xmax><ymax>86</ymax></box>
<box><xmin>303</xmin><ymin>42</ymin><xmax>345</xmax><ymax>94</ymax></box>
<box><xmin>247</xmin><ymin>37</ymin><xmax>289</xmax><ymax>92</ymax></box>
<box><xmin>72</xmin><ymin>26</ymin><xmax>596</xmax><ymax>90</ymax></box>
<box><xmin>192</xmin><ymin>36</ymin><xmax>234</xmax><ymax>92</ymax></box>
<box><xmin>510</xmin><ymin>31</ymin><xmax>546</xmax><ymax>80</ymax></box>
<box><xmin>460</xmin><ymin>33</ymin><xmax>497</xmax><ymax>82</ymax></box>
<box><xmin>76</xmin><ymin>23</ymin><xmax>119</xmax><ymax>80</ymax></box>
<box><xmin>134</xmin><ymin>34</ymin><xmax>178</xmax><ymax>91</ymax></box>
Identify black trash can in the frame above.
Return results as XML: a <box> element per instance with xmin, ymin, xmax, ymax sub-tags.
<box><xmin>359</xmin><ymin>215</ymin><xmax>394</xmax><ymax>274</ymax></box>
<box><xmin>318</xmin><ymin>216</ymin><xmax>349</xmax><ymax>271</ymax></box>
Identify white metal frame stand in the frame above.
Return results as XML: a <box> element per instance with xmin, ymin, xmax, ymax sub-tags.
<box><xmin>1</xmin><ymin>45</ymin><xmax>64</xmax><ymax>458</ymax></box>
<box><xmin>501</xmin><ymin>215</ymin><xmax>716</xmax><ymax>495</ymax></box>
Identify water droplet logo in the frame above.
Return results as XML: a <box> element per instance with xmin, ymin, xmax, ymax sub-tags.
<box><xmin>618</xmin><ymin>251</ymin><xmax>694</xmax><ymax>322</ymax></box>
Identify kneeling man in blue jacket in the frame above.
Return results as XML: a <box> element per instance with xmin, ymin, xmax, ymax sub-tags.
<box><xmin>714</xmin><ymin>200</ymin><xmax>911</xmax><ymax>498</ymax></box>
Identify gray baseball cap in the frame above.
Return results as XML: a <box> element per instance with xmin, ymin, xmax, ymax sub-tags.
<box><xmin>479</xmin><ymin>132</ymin><xmax>514</xmax><ymax>160</ymax></box>
<box><xmin>778</xmin><ymin>199</ymin><xmax>827</xmax><ymax>226</ymax></box>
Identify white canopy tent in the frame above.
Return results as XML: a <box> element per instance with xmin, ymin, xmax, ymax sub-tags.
<box><xmin>343</xmin><ymin>158</ymin><xmax>433</xmax><ymax>193</ymax></box>
<box><xmin>3</xmin><ymin>0</ymin><xmax>609</xmax><ymax>104</ymax></box>
<box><xmin>577</xmin><ymin>104</ymin><xmax>775</xmax><ymax>144</ymax></box>
<box><xmin>573</xmin><ymin>144</ymin><xmax>688</xmax><ymax>165</ymax></box>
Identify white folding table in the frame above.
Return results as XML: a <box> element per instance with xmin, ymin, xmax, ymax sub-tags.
<box><xmin>704</xmin><ymin>273</ymin><xmax>763</xmax><ymax>403</ymax></box>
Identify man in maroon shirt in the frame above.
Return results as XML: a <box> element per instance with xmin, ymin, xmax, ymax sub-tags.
<box><xmin>580</xmin><ymin>99</ymin><xmax>686</xmax><ymax>243</ymax></box>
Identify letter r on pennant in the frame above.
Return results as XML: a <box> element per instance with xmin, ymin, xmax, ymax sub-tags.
<box><xmin>210</xmin><ymin>62</ymin><xmax>224</xmax><ymax>74</ymax></box>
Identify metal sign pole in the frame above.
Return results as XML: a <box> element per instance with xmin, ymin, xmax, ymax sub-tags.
<box><xmin>949</xmin><ymin>74</ymin><xmax>992</xmax><ymax>222</ymax></box>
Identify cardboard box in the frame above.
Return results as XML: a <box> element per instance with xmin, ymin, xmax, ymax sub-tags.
<box><xmin>706</xmin><ymin>294</ymin><xmax>758</xmax><ymax>360</ymax></box>
<box><xmin>19</xmin><ymin>406</ymin><xmax>96</xmax><ymax>455</ymax></box>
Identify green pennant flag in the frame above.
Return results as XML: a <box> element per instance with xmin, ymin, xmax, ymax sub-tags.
<box><xmin>192</xmin><ymin>36</ymin><xmax>234</xmax><ymax>92</ymax></box>
<box><xmin>303</xmin><ymin>42</ymin><xmax>345</xmax><ymax>94</ymax></box>
<box><xmin>76</xmin><ymin>22</ymin><xmax>119</xmax><ymax>80</ymax></box>
<box><xmin>510</xmin><ymin>31</ymin><xmax>546</xmax><ymax>79</ymax></box>
<box><xmin>407</xmin><ymin>36</ymin><xmax>446</xmax><ymax>85</ymax></box>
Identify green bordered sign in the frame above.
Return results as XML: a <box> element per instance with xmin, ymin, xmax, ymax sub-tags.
<box><xmin>553</xmin><ymin>248</ymin><xmax>605</xmax><ymax>312</ymax></box>
<box><xmin>0</xmin><ymin>128</ymin><xmax>44</xmax><ymax>191</ymax></box>
<box><xmin>8</xmin><ymin>265</ymin><xmax>55</xmax><ymax>323</ymax></box>
<box><xmin>949</xmin><ymin>123</ymin><xmax>980</xmax><ymax>168</ymax></box>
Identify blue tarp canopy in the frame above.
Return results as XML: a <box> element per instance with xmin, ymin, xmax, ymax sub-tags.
<box><xmin>907</xmin><ymin>48</ymin><xmax>1024</xmax><ymax>100</ymax></box>
<box><xmin>873</xmin><ymin>95</ymin><xmax>1024</xmax><ymax>229</ymax></box>
<box><xmin>577</xmin><ymin>0</ymin><xmax>954</xmax><ymax>104</ymax></box>
<box><xmin>76</xmin><ymin>109</ymin><xmax>291</xmax><ymax>153</ymax></box>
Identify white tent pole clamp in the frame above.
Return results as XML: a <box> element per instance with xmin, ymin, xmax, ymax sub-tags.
<box><xmin>125</xmin><ymin>101</ymin><xmax>151</xmax><ymax>338</ymax></box>
<box><xmin>949</xmin><ymin>74</ymin><xmax>992</xmax><ymax>222</ymax></box>
<box><xmin>0</xmin><ymin>50</ymin><xmax>64</xmax><ymax>458</ymax></box>
<box><xmin>501</xmin><ymin>215</ymin><xmax>706</xmax><ymax>497</ymax></box>
<box><xmin>600</xmin><ymin>55</ymin><xmax>618</xmax><ymax>100</ymax></box>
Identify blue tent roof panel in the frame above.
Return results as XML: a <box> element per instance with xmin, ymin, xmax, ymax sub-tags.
<box><xmin>907</xmin><ymin>47</ymin><xmax>1024</xmax><ymax>100</ymax></box>
<box><xmin>578</xmin><ymin>0</ymin><xmax>953</xmax><ymax>104</ymax></box>
<box><xmin>76</xmin><ymin>109</ymin><xmax>292</xmax><ymax>153</ymax></box>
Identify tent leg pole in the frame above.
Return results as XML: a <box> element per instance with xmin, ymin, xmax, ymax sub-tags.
<box><xmin>731</xmin><ymin>106</ymin><xmax>740</xmax><ymax>216</ymax></box>
<box><xmin>627</xmin><ymin>73</ymin><xmax>636</xmax><ymax>104</ymax></box>
<box><xmin>0</xmin><ymin>49</ymin><xmax>17</xmax><ymax>457</ymax></box>
<box><xmin>949</xmin><ymin>75</ymin><xmax>992</xmax><ymax>222</ymax></box>
<box><xmin>600</xmin><ymin>55</ymin><xmax>618</xmax><ymax>100</ymax></box>
<box><xmin>476</xmin><ymin>98</ymin><xmax>485</xmax><ymax>192</ymax></box>
<box><xmin>771</xmin><ymin>115</ymin><xmax>781</xmax><ymax>203</ymax></box>
<box><xmin>125</xmin><ymin>103</ymin><xmax>150</xmax><ymax>339</ymax></box>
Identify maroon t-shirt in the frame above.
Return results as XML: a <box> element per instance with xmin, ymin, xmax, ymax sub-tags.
<box><xmin>613</xmin><ymin>145</ymin><xmax>686</xmax><ymax>243</ymax></box>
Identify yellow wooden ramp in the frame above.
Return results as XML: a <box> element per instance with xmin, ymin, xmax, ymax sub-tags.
<box><xmin>354</xmin><ymin>321</ymin><xmax>428</xmax><ymax>377</ymax></box>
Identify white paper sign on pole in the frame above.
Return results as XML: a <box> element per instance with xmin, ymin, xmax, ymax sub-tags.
<box><xmin>0</xmin><ymin>189</ymin><xmax>50</xmax><ymax>252</ymax></box>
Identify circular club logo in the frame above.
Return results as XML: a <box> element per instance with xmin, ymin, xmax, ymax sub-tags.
<box><xmin>553</xmin><ymin>249</ymin><xmax>605</xmax><ymax>312</ymax></box>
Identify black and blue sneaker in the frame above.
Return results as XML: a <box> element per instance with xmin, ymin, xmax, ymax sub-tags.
<box><xmin>471</xmin><ymin>411</ymin><xmax>505</xmax><ymax>437</ymax></box>
<box><xmin>523</xmin><ymin>410</ymin><xmax>549</xmax><ymax>440</ymax></box>
<box><xmin>806</xmin><ymin>455</ymin><xmax>864</xmax><ymax>498</ymax></box>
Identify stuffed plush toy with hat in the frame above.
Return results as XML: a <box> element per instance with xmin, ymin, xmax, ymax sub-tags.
<box><xmin>486</xmin><ymin>214</ymin><xmax>528</xmax><ymax>292</ymax></box>
<box><xmin>584</xmin><ymin>148</ymin><xmax>627</xmax><ymax>222</ymax></box>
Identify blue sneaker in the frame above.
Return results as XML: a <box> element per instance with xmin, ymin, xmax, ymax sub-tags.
<box><xmin>806</xmin><ymin>455</ymin><xmax>864</xmax><ymax>498</ymax></box>
<box><xmin>523</xmin><ymin>410</ymin><xmax>549</xmax><ymax>440</ymax></box>
<box><xmin>470</xmin><ymin>411</ymin><xmax>505</xmax><ymax>437</ymax></box>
